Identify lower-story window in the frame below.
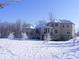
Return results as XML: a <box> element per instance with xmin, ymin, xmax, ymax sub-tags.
<box><xmin>54</xmin><ymin>30</ymin><xmax>58</xmax><ymax>33</ymax></box>
<box><xmin>67</xmin><ymin>32</ymin><xmax>70</xmax><ymax>34</ymax></box>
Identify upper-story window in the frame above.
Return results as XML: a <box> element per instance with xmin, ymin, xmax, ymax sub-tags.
<box><xmin>51</xmin><ymin>24</ymin><xmax>54</xmax><ymax>27</ymax></box>
<box><xmin>67</xmin><ymin>25</ymin><xmax>69</xmax><ymax>28</ymax></box>
<box><xmin>67</xmin><ymin>32</ymin><xmax>70</xmax><ymax>34</ymax></box>
<box><xmin>54</xmin><ymin>30</ymin><xmax>58</xmax><ymax>33</ymax></box>
<box><xmin>44</xmin><ymin>29</ymin><xmax>47</xmax><ymax>34</ymax></box>
<box><xmin>55</xmin><ymin>23</ymin><xmax>58</xmax><ymax>27</ymax></box>
<box><xmin>62</xmin><ymin>25</ymin><xmax>64</xmax><ymax>28</ymax></box>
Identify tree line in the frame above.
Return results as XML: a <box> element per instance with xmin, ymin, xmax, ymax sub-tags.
<box><xmin>0</xmin><ymin>20</ymin><xmax>32</xmax><ymax>38</ymax></box>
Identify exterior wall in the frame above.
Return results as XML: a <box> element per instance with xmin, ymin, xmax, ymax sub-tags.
<box><xmin>71</xmin><ymin>24</ymin><xmax>75</xmax><ymax>37</ymax></box>
<box><xmin>60</xmin><ymin>23</ymin><xmax>75</xmax><ymax>40</ymax></box>
<box><xmin>50</xmin><ymin>23</ymin><xmax>61</xmax><ymax>40</ymax></box>
<box><xmin>44</xmin><ymin>22</ymin><xmax>75</xmax><ymax>41</ymax></box>
<box><xmin>45</xmin><ymin>22</ymin><xmax>61</xmax><ymax>40</ymax></box>
<box><xmin>26</xmin><ymin>21</ymin><xmax>75</xmax><ymax>41</ymax></box>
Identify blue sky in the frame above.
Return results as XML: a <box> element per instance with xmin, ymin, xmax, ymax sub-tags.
<box><xmin>0</xmin><ymin>0</ymin><xmax>79</xmax><ymax>31</ymax></box>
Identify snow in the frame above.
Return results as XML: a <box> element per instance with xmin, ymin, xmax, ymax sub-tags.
<box><xmin>60</xmin><ymin>20</ymin><xmax>73</xmax><ymax>24</ymax></box>
<box><xmin>0</xmin><ymin>37</ymin><xmax>79</xmax><ymax>59</ymax></box>
<box><xmin>8</xmin><ymin>33</ymin><xmax>14</xmax><ymax>39</ymax></box>
<box><xmin>22</xmin><ymin>33</ymin><xmax>28</xmax><ymax>40</ymax></box>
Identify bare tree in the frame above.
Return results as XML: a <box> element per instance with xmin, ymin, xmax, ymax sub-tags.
<box><xmin>48</xmin><ymin>12</ymin><xmax>56</xmax><ymax>22</ymax></box>
<box><xmin>13</xmin><ymin>20</ymin><xmax>22</xmax><ymax>38</ymax></box>
<box><xmin>0</xmin><ymin>0</ymin><xmax>22</xmax><ymax>8</ymax></box>
<box><xmin>22</xmin><ymin>22</ymin><xmax>31</xmax><ymax>32</ymax></box>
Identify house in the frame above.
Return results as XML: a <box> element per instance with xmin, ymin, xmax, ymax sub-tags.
<box><xmin>22</xmin><ymin>24</ymin><xmax>38</xmax><ymax>39</ymax></box>
<box><xmin>35</xmin><ymin>19</ymin><xmax>75</xmax><ymax>41</ymax></box>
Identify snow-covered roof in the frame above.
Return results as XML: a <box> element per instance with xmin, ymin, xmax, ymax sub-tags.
<box><xmin>35</xmin><ymin>21</ymin><xmax>48</xmax><ymax>28</ymax></box>
<box><xmin>49</xmin><ymin>19</ymin><xmax>74</xmax><ymax>24</ymax></box>
<box><xmin>30</xmin><ymin>25</ymin><xmax>35</xmax><ymax>29</ymax></box>
<box><xmin>35</xmin><ymin>19</ymin><xmax>74</xmax><ymax>28</ymax></box>
<box><xmin>59</xmin><ymin>20</ymin><xmax>74</xmax><ymax>24</ymax></box>
<box><xmin>24</xmin><ymin>25</ymin><xmax>35</xmax><ymax>29</ymax></box>
<box><xmin>36</xmin><ymin>24</ymin><xmax>47</xmax><ymax>28</ymax></box>
<box><xmin>50</xmin><ymin>19</ymin><xmax>61</xmax><ymax>23</ymax></box>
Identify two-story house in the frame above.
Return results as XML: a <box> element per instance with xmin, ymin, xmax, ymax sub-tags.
<box><xmin>37</xmin><ymin>19</ymin><xmax>75</xmax><ymax>41</ymax></box>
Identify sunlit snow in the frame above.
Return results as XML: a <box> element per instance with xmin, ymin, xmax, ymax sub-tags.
<box><xmin>0</xmin><ymin>37</ymin><xmax>79</xmax><ymax>59</ymax></box>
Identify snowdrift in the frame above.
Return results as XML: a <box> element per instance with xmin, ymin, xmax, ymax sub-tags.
<box><xmin>0</xmin><ymin>37</ymin><xmax>79</xmax><ymax>59</ymax></box>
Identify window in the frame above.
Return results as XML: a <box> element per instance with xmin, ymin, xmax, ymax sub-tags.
<box><xmin>44</xmin><ymin>29</ymin><xmax>47</xmax><ymax>33</ymax></box>
<box><xmin>55</xmin><ymin>23</ymin><xmax>58</xmax><ymax>27</ymax></box>
<box><xmin>54</xmin><ymin>30</ymin><xmax>58</xmax><ymax>33</ymax></box>
<box><xmin>67</xmin><ymin>25</ymin><xmax>69</xmax><ymax>28</ymax></box>
<box><xmin>51</xmin><ymin>24</ymin><xmax>54</xmax><ymax>27</ymax></box>
<box><xmin>67</xmin><ymin>32</ymin><xmax>70</xmax><ymax>34</ymax></box>
<box><xmin>62</xmin><ymin>25</ymin><xmax>64</xmax><ymax>28</ymax></box>
<box><xmin>44</xmin><ymin>28</ymin><xmax>49</xmax><ymax>33</ymax></box>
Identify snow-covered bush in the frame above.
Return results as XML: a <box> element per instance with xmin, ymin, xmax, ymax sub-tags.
<box><xmin>22</xmin><ymin>33</ymin><xmax>28</xmax><ymax>40</ymax></box>
<box><xmin>8</xmin><ymin>33</ymin><xmax>14</xmax><ymax>39</ymax></box>
<box><xmin>43</xmin><ymin>33</ymin><xmax>51</xmax><ymax>44</ymax></box>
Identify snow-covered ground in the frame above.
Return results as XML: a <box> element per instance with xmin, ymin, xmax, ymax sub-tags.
<box><xmin>0</xmin><ymin>37</ymin><xmax>79</xmax><ymax>59</ymax></box>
